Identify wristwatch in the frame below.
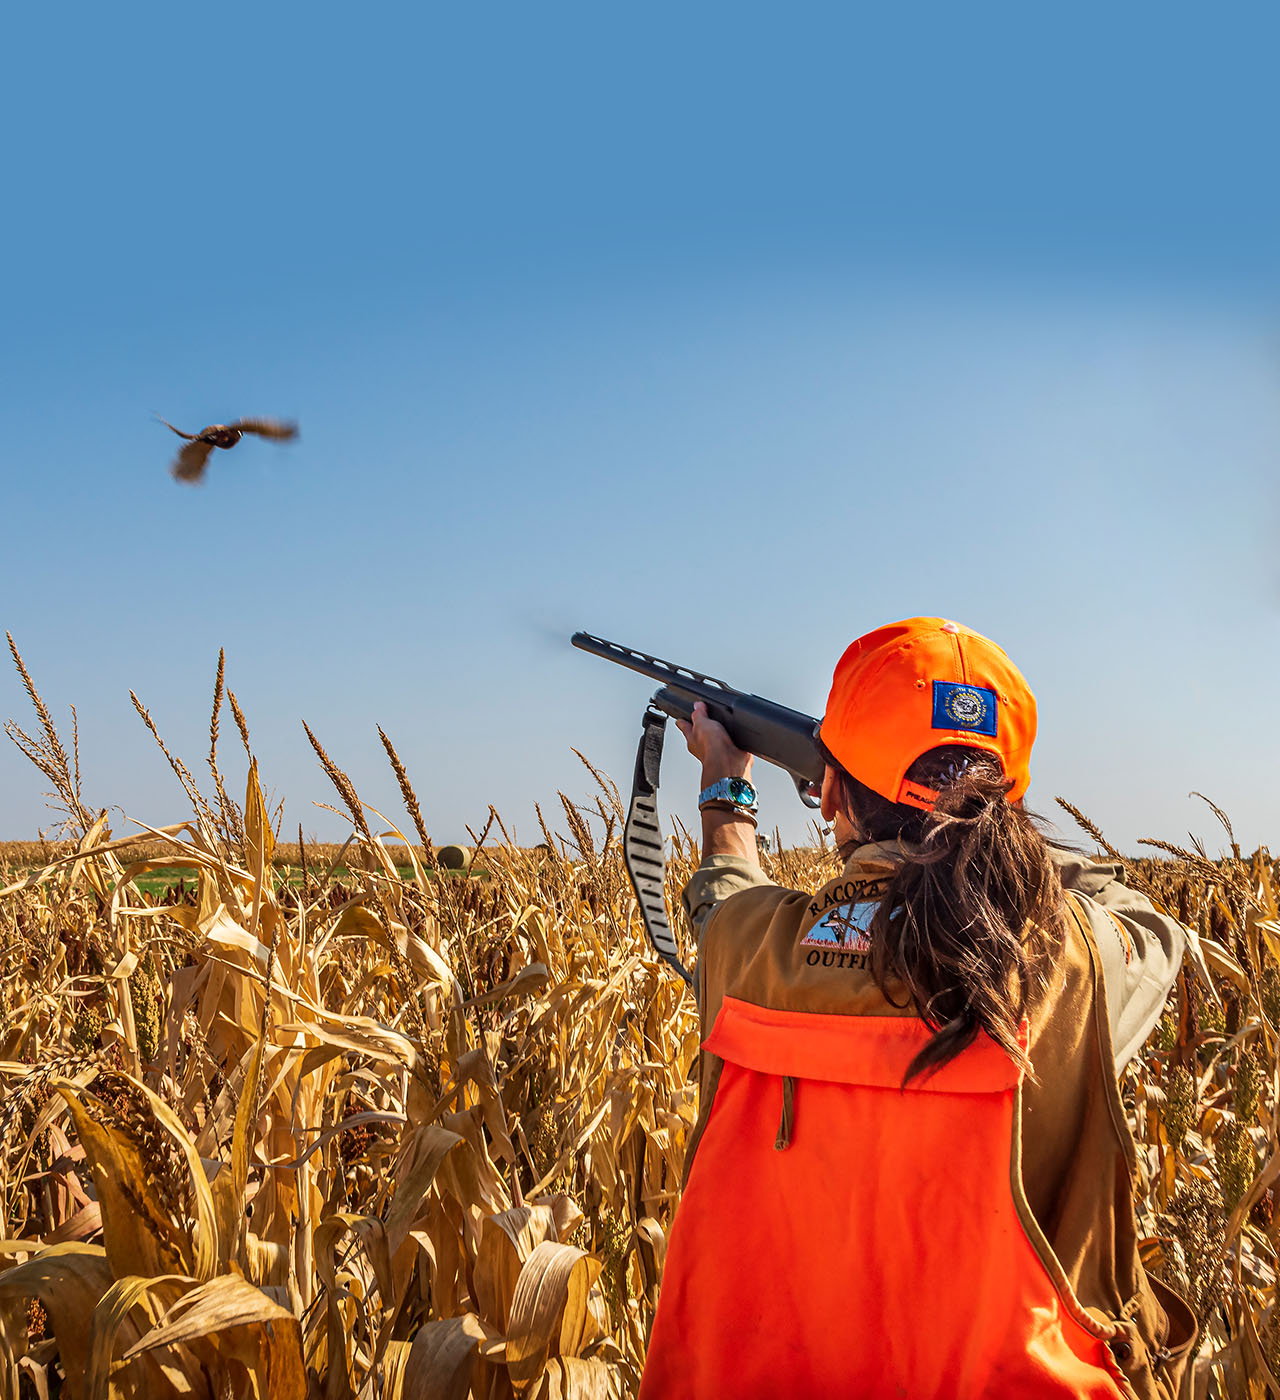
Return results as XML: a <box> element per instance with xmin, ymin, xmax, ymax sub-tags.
<box><xmin>698</xmin><ymin>776</ymin><xmax>759</xmax><ymax>815</ymax></box>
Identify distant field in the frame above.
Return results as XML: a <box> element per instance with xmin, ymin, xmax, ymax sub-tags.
<box><xmin>0</xmin><ymin>841</ymin><xmax>492</xmax><ymax>895</ymax></box>
<box><xmin>0</xmin><ymin>839</ymin><xmax>429</xmax><ymax>869</ymax></box>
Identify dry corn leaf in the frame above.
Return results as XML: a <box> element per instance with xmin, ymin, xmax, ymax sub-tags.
<box><xmin>474</xmin><ymin>1205</ymin><xmax>560</xmax><ymax>1332</ymax></box>
<box><xmin>447</xmin><ymin>1048</ymin><xmax>517</xmax><ymax>1166</ymax></box>
<box><xmin>243</xmin><ymin>759</ymin><xmax>275</xmax><ymax>890</ymax></box>
<box><xmin>61</xmin><ymin>1077</ymin><xmax>218</xmax><ymax>1282</ymax></box>
<box><xmin>315</xmin><ymin>1210</ymin><xmax>395</xmax><ymax>1311</ymax></box>
<box><xmin>384</xmin><ymin>1124</ymin><xmax>465</xmax><ymax>1257</ymax></box>
<box><xmin>16</xmin><ymin>1356</ymin><xmax>51</xmax><ymax>1400</ymax></box>
<box><xmin>53</xmin><ymin>1089</ymin><xmax>189</xmax><ymax>1281</ymax></box>
<box><xmin>244</xmin><ymin>1234</ymin><xmax>290</xmax><ymax>1289</ymax></box>
<box><xmin>333</xmin><ymin>904</ymin><xmax>459</xmax><ymax>997</ymax></box>
<box><xmin>396</xmin><ymin>1312</ymin><xmax>503</xmax><ymax>1400</ymax></box>
<box><xmin>210</xmin><ymin>1033</ymin><xmax>266</xmax><ymax>1273</ymax></box>
<box><xmin>439</xmin><ymin>1106</ymin><xmax>512</xmax><ymax>1223</ymax></box>
<box><xmin>534</xmin><ymin>1195</ymin><xmax>585</xmax><ymax>1245</ymax></box>
<box><xmin>626</xmin><ymin>1220</ymin><xmax>666</xmax><ymax>1310</ymax></box>
<box><xmin>1241</xmin><ymin>1297</ymin><xmax>1280</xmax><ymax>1397</ymax></box>
<box><xmin>0</xmin><ymin>1244</ymin><xmax>114</xmax><ymax>1399</ymax></box>
<box><xmin>314</xmin><ymin>1209</ymin><xmax>397</xmax><ymax>1393</ymax></box>
<box><xmin>505</xmin><ymin>1241</ymin><xmax>604</xmax><ymax>1390</ymax></box>
<box><xmin>527</xmin><ymin>1102</ymin><xmax>610</xmax><ymax>1199</ymax></box>
<box><xmin>84</xmin><ymin>1273</ymin><xmax>193</xmax><ymax>1400</ymax></box>
<box><xmin>283</xmin><ymin>1015</ymin><xmax>419</xmax><ymax>1073</ymax></box>
<box><xmin>200</xmin><ymin>906</ymin><xmax>271</xmax><ymax>967</ymax></box>
<box><xmin>1199</xmin><ymin>936</ymin><xmax>1252</xmax><ymax>994</ymax></box>
<box><xmin>461</xmin><ymin>963</ymin><xmax>550</xmax><ymax>1010</ymax></box>
<box><xmin>383</xmin><ymin>1338</ymin><xmax>413</xmax><ymax>1398</ymax></box>
<box><xmin>530</xmin><ymin>1357</ymin><xmax>625</xmax><ymax>1400</ymax></box>
<box><xmin>122</xmin><ymin>1274</ymin><xmax>305</xmax><ymax>1399</ymax></box>
<box><xmin>283</xmin><ymin>1108</ymin><xmax>408</xmax><ymax>1170</ymax></box>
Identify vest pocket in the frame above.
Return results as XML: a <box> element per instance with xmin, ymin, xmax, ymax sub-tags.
<box><xmin>1143</xmin><ymin>1274</ymin><xmax>1197</xmax><ymax>1397</ymax></box>
<box><xmin>1086</xmin><ymin>1275</ymin><xmax>1197</xmax><ymax>1400</ymax></box>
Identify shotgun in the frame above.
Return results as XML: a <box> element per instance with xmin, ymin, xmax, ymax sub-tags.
<box><xmin>572</xmin><ymin>632</ymin><xmax>824</xmax><ymax>983</ymax></box>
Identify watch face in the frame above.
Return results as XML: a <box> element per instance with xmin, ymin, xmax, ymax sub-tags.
<box><xmin>727</xmin><ymin>777</ymin><xmax>756</xmax><ymax>806</ymax></box>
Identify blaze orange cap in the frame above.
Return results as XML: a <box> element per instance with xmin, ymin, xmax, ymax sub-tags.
<box><xmin>818</xmin><ymin>617</ymin><xmax>1037</xmax><ymax>810</ymax></box>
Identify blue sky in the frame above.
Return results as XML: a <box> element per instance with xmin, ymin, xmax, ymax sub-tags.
<box><xmin>2</xmin><ymin>3</ymin><xmax>1277</xmax><ymax>855</ymax></box>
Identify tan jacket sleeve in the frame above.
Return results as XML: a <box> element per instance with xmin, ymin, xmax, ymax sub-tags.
<box><xmin>1051</xmin><ymin>847</ymin><xmax>1187</xmax><ymax>1072</ymax></box>
<box><xmin>681</xmin><ymin>855</ymin><xmax>775</xmax><ymax>951</ymax></box>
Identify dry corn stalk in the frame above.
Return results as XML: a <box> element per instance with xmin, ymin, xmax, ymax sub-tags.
<box><xmin>0</xmin><ymin>649</ymin><xmax>1275</xmax><ymax>1398</ymax></box>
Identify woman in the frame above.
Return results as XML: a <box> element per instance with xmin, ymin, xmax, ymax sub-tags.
<box><xmin>638</xmin><ymin>617</ymin><xmax>1196</xmax><ymax>1400</ymax></box>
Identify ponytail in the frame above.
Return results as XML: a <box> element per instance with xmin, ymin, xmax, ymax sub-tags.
<box><xmin>821</xmin><ymin>743</ymin><xmax>1063</xmax><ymax>1084</ymax></box>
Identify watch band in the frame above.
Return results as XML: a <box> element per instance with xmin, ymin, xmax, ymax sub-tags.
<box><xmin>698</xmin><ymin>776</ymin><xmax>759</xmax><ymax>814</ymax></box>
<box><xmin>699</xmin><ymin>799</ymin><xmax>759</xmax><ymax>827</ymax></box>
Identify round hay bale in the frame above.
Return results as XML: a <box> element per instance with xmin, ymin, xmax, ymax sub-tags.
<box><xmin>437</xmin><ymin>843</ymin><xmax>472</xmax><ymax>872</ymax></box>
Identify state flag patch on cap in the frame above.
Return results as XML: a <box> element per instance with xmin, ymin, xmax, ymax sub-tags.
<box><xmin>932</xmin><ymin>681</ymin><xmax>998</xmax><ymax>736</ymax></box>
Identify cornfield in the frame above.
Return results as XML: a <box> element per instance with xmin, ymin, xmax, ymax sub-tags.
<box><xmin>0</xmin><ymin>642</ymin><xmax>1277</xmax><ymax>1399</ymax></box>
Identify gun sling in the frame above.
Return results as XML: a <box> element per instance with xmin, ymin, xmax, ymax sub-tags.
<box><xmin>573</xmin><ymin>630</ymin><xmax>823</xmax><ymax>987</ymax></box>
<box><xmin>623</xmin><ymin>706</ymin><xmax>694</xmax><ymax>986</ymax></box>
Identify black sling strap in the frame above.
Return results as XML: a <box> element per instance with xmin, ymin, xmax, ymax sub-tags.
<box><xmin>623</xmin><ymin>707</ymin><xmax>692</xmax><ymax>986</ymax></box>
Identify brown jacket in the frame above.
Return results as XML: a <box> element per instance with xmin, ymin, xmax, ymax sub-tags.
<box><xmin>679</xmin><ymin>845</ymin><xmax>1198</xmax><ymax>1399</ymax></box>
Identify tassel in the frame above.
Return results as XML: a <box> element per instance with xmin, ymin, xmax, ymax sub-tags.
<box><xmin>774</xmin><ymin>1076</ymin><xmax>795</xmax><ymax>1151</ymax></box>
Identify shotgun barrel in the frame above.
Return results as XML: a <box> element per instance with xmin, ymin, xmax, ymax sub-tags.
<box><xmin>572</xmin><ymin>631</ymin><xmax>824</xmax><ymax>805</ymax></box>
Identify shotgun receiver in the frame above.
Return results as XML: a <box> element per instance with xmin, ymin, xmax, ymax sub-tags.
<box><xmin>572</xmin><ymin>631</ymin><xmax>825</xmax><ymax>985</ymax></box>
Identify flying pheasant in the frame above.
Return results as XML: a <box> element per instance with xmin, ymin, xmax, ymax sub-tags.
<box><xmin>158</xmin><ymin>417</ymin><xmax>298</xmax><ymax>483</ymax></box>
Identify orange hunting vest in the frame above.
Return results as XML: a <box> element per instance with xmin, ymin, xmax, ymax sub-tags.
<box><xmin>639</xmin><ymin>999</ymin><xmax>1131</xmax><ymax>1399</ymax></box>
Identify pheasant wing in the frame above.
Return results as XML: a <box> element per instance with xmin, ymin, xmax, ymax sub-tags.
<box><xmin>232</xmin><ymin>418</ymin><xmax>298</xmax><ymax>441</ymax></box>
<box><xmin>171</xmin><ymin>438</ymin><xmax>215</xmax><ymax>483</ymax></box>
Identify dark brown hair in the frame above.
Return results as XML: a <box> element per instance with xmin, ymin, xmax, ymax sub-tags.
<box><xmin>818</xmin><ymin>739</ymin><xmax>1064</xmax><ymax>1084</ymax></box>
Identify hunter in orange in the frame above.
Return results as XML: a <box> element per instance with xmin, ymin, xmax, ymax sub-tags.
<box><xmin>640</xmin><ymin>617</ymin><xmax>1195</xmax><ymax>1399</ymax></box>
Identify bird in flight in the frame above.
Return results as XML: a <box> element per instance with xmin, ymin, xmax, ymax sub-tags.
<box><xmin>158</xmin><ymin>417</ymin><xmax>298</xmax><ymax>483</ymax></box>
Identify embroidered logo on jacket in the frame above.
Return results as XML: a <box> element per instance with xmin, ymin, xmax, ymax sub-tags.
<box><xmin>801</xmin><ymin>900</ymin><xmax>877</xmax><ymax>952</ymax></box>
<box><xmin>932</xmin><ymin>680</ymin><xmax>998</xmax><ymax>736</ymax></box>
<box><xmin>806</xmin><ymin>877</ymin><xmax>888</xmax><ymax>921</ymax></box>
